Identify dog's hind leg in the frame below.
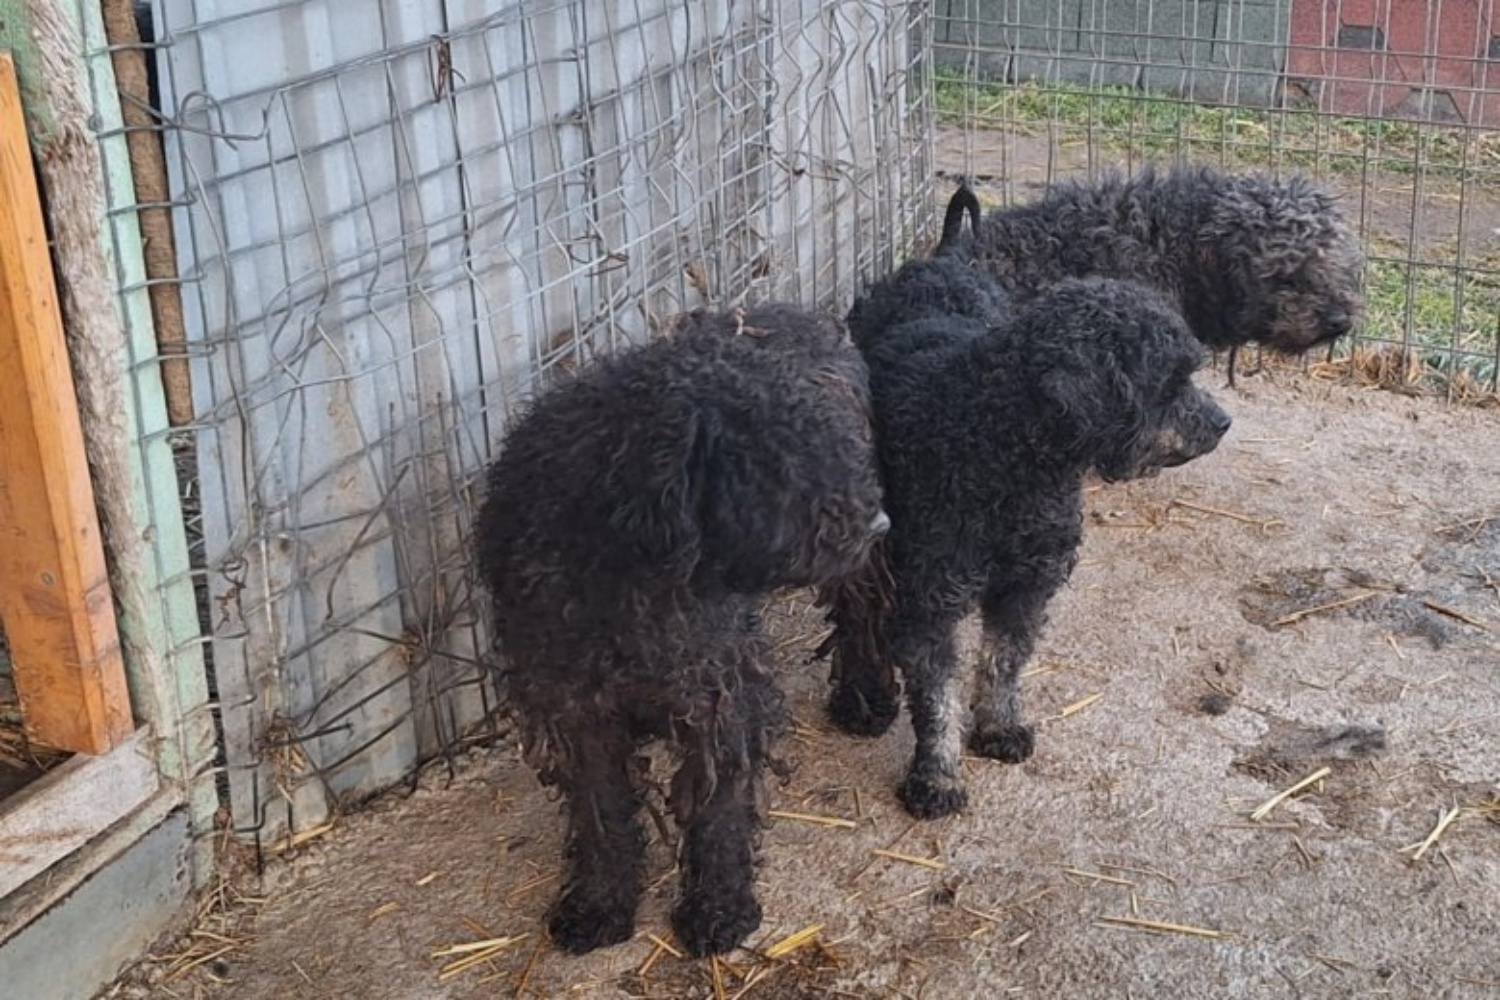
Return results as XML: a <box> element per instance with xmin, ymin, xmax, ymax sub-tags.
<box><xmin>968</xmin><ymin>581</ymin><xmax>1056</xmax><ymax>763</ymax></box>
<box><xmin>892</xmin><ymin>616</ymin><xmax>969</xmax><ymax>819</ymax></box>
<box><xmin>546</xmin><ymin>712</ymin><xmax>647</xmax><ymax>954</ymax></box>
<box><xmin>669</xmin><ymin>658</ymin><xmax>782</xmax><ymax>957</ymax></box>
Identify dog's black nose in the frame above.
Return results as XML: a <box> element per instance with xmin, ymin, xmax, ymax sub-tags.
<box><xmin>1211</xmin><ymin>408</ymin><xmax>1232</xmax><ymax>436</ymax></box>
<box><xmin>869</xmin><ymin>510</ymin><xmax>892</xmax><ymax>537</ymax></box>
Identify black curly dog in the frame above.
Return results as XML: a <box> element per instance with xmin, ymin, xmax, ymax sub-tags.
<box><xmin>477</xmin><ymin>305</ymin><xmax>889</xmax><ymax>956</ymax></box>
<box><xmin>939</xmin><ymin>164</ymin><xmax>1364</xmax><ymax>376</ymax></box>
<box><xmin>825</xmin><ymin>268</ymin><xmax>1231</xmax><ymax>819</ymax></box>
<box><xmin>821</xmin><ymin>165</ymin><xmax>1363</xmax><ymax>766</ymax></box>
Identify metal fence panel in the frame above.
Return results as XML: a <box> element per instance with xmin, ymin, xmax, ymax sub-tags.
<box><xmin>153</xmin><ymin>0</ymin><xmax>930</xmax><ymax>845</ymax></box>
<box><xmin>932</xmin><ymin>0</ymin><xmax>1500</xmax><ymax>396</ymax></box>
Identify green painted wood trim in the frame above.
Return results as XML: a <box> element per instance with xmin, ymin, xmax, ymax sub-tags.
<box><xmin>0</xmin><ymin>0</ymin><xmax>58</xmax><ymax>145</ymax></box>
<box><xmin>71</xmin><ymin>0</ymin><xmax>218</xmax><ymax>886</ymax></box>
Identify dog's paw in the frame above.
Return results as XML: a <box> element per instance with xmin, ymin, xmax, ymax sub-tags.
<box><xmin>968</xmin><ymin>723</ymin><xmax>1035</xmax><ymax>764</ymax></box>
<box><xmin>827</xmin><ymin>683</ymin><xmax>900</xmax><ymax>737</ymax></box>
<box><xmin>672</xmin><ymin>888</ymin><xmax>762</xmax><ymax>957</ymax></box>
<box><xmin>898</xmin><ymin>768</ymin><xmax>968</xmax><ymax>820</ymax></box>
<box><xmin>548</xmin><ymin>887</ymin><xmax>636</xmax><ymax>955</ymax></box>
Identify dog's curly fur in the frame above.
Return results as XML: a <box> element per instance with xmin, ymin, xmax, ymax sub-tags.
<box><xmin>823</xmin><ymin>266</ymin><xmax>1232</xmax><ymax>819</ymax></box>
<box><xmin>943</xmin><ymin>164</ymin><xmax>1364</xmax><ymax>358</ymax></box>
<box><xmin>477</xmin><ymin>305</ymin><xmax>888</xmax><ymax>956</ymax></box>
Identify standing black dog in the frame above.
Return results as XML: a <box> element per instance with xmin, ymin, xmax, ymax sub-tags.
<box><xmin>827</xmin><ymin>269</ymin><xmax>1231</xmax><ymax>819</ymax></box>
<box><xmin>821</xmin><ymin>165</ymin><xmax>1364</xmax><ymax>777</ymax></box>
<box><xmin>940</xmin><ymin>165</ymin><xmax>1365</xmax><ymax>368</ymax></box>
<box><xmin>476</xmin><ymin>305</ymin><xmax>888</xmax><ymax>955</ymax></box>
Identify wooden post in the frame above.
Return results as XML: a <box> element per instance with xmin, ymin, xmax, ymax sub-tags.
<box><xmin>101</xmin><ymin>0</ymin><xmax>194</xmax><ymax>427</ymax></box>
<box><xmin>0</xmin><ymin>53</ymin><xmax>133</xmax><ymax>755</ymax></box>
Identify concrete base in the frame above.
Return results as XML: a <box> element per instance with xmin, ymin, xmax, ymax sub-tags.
<box><xmin>0</xmin><ymin>809</ymin><xmax>191</xmax><ymax>1000</ymax></box>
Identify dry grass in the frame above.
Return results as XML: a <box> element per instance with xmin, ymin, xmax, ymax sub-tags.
<box><xmin>0</xmin><ymin>697</ymin><xmax>71</xmax><ymax>796</ymax></box>
<box><xmin>1310</xmin><ymin>347</ymin><xmax>1500</xmax><ymax>406</ymax></box>
<box><xmin>148</xmin><ymin>875</ymin><xmax>263</xmax><ymax>991</ymax></box>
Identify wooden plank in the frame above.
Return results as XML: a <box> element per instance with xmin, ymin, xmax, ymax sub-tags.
<box><xmin>0</xmin><ymin>53</ymin><xmax>134</xmax><ymax>754</ymax></box>
<box><xmin>0</xmin><ymin>728</ymin><xmax>158</xmax><ymax>899</ymax></box>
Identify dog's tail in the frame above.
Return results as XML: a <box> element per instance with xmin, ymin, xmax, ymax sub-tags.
<box><xmin>935</xmin><ymin>180</ymin><xmax>982</xmax><ymax>256</ymax></box>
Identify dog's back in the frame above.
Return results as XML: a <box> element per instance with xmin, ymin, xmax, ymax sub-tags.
<box><xmin>846</xmin><ymin>256</ymin><xmax>1010</xmax><ymax>354</ymax></box>
<box><xmin>477</xmin><ymin>305</ymin><xmax>885</xmax><ymax>662</ymax></box>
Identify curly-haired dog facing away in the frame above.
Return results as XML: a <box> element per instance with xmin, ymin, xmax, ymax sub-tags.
<box><xmin>941</xmin><ymin>164</ymin><xmax>1364</xmax><ymax>373</ymax></box>
<box><xmin>830</xmin><ymin>272</ymin><xmax>1231</xmax><ymax>819</ymax></box>
<box><xmin>476</xmin><ymin>305</ymin><xmax>888</xmax><ymax>956</ymax></box>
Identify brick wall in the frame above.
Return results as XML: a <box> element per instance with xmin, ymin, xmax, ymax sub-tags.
<box><xmin>1287</xmin><ymin>0</ymin><xmax>1499</xmax><ymax>123</ymax></box>
<box><xmin>935</xmin><ymin>0</ymin><xmax>1500</xmax><ymax>123</ymax></box>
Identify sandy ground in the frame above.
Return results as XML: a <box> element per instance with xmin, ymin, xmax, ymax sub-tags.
<box><xmin>103</xmin><ymin>368</ymin><xmax>1500</xmax><ymax>1000</ymax></box>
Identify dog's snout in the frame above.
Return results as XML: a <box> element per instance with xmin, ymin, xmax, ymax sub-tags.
<box><xmin>869</xmin><ymin>510</ymin><xmax>892</xmax><ymax>537</ymax></box>
<box><xmin>1324</xmin><ymin>309</ymin><xmax>1353</xmax><ymax>337</ymax></box>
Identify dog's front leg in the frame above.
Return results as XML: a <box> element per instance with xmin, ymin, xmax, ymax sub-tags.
<box><xmin>969</xmin><ymin>582</ymin><xmax>1056</xmax><ymax>762</ymax></box>
<box><xmin>893</xmin><ymin>619</ymin><xmax>969</xmax><ymax>819</ymax></box>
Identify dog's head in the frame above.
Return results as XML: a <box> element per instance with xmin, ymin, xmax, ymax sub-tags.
<box><xmin>1193</xmin><ymin>171</ymin><xmax>1364</xmax><ymax>353</ymax></box>
<box><xmin>1024</xmin><ymin>278</ymin><xmax>1232</xmax><ymax>481</ymax></box>
<box><xmin>612</xmin><ymin>305</ymin><xmax>888</xmax><ymax>595</ymax></box>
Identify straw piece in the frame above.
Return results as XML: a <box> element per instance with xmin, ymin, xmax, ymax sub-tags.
<box><xmin>513</xmin><ymin>933</ymin><xmax>547</xmax><ymax>999</ymax></box>
<box><xmin>711</xmin><ymin>956</ymin><xmax>728</xmax><ymax>1000</ymax></box>
<box><xmin>1098</xmin><ymin>862</ymin><xmax>1179</xmax><ymax>887</ymax></box>
<box><xmin>1096</xmin><ymin>916</ymin><xmax>1226</xmax><ymax>939</ymax></box>
<box><xmin>647</xmin><ymin>933</ymin><xmax>684</xmax><ymax>958</ymax></box>
<box><xmin>870</xmin><ymin>848</ymin><xmax>946</xmax><ymax>870</ymax></box>
<box><xmin>1170</xmin><ymin>499</ymin><xmax>1261</xmax><ymax>524</ymax></box>
<box><xmin>1250</xmin><ymin>766</ymin><xmax>1331</xmax><ymax>821</ymax></box>
<box><xmin>1420</xmin><ymin>600</ymin><xmax>1489</xmax><ymax>630</ymax></box>
<box><xmin>637</xmin><ymin>935</ymin><xmax>678</xmax><ymax>977</ymax></box>
<box><xmin>763</xmin><ymin>923</ymin><xmax>824</xmax><ymax>960</ymax></box>
<box><xmin>271</xmin><ymin>821</ymin><xmax>336</xmax><ymax>854</ymax></box>
<box><xmin>960</xmin><ymin>903</ymin><xmax>1006</xmax><ymax>925</ymax></box>
<box><xmin>1062</xmin><ymin>867</ymin><xmax>1135</xmax><ymax>886</ymax></box>
<box><xmin>768</xmin><ymin>809</ymin><xmax>857</xmax><ymax>829</ymax></box>
<box><xmin>1058</xmin><ymin>693</ymin><xmax>1103</xmax><ymax>719</ymax></box>
<box><xmin>435</xmin><ymin>935</ymin><xmax>528</xmax><ymax>981</ymax></box>
<box><xmin>162</xmin><ymin>945</ymin><xmax>239</xmax><ymax>984</ymax></box>
<box><xmin>432</xmin><ymin>935</ymin><xmax>528</xmax><ymax>959</ymax></box>
<box><xmin>1403</xmin><ymin>805</ymin><xmax>1463</xmax><ymax>862</ymax></box>
<box><xmin>1271</xmin><ymin>592</ymin><xmax>1377</xmax><ymax>627</ymax></box>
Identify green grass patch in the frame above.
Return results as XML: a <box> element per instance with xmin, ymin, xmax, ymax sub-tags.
<box><xmin>932</xmin><ymin>74</ymin><xmax>1500</xmax><ymax>182</ymax></box>
<box><xmin>1362</xmin><ymin>247</ymin><xmax>1500</xmax><ymax>389</ymax></box>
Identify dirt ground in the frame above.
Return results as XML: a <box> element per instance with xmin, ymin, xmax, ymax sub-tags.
<box><xmin>103</xmin><ymin>369</ymin><xmax>1500</xmax><ymax>1000</ymax></box>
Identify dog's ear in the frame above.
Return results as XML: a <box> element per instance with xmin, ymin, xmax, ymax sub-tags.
<box><xmin>1034</xmin><ymin>353</ymin><xmax>1138</xmax><ymax>450</ymax></box>
<box><xmin>607</xmin><ymin>406</ymin><xmax>711</xmax><ymax>577</ymax></box>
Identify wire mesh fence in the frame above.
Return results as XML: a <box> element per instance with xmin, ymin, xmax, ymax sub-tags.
<box><xmin>932</xmin><ymin>0</ymin><xmax>1500</xmax><ymax>396</ymax></box>
<box><xmin>144</xmin><ymin>0</ymin><xmax>931</xmax><ymax>847</ymax></box>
